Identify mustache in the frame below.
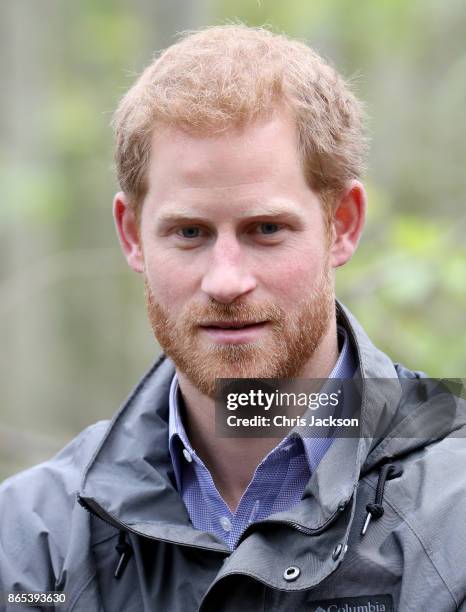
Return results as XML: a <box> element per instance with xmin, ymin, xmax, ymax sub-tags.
<box><xmin>144</xmin><ymin>276</ymin><xmax>283</xmax><ymax>324</ymax></box>
<box><xmin>180</xmin><ymin>301</ymin><xmax>284</xmax><ymax>325</ymax></box>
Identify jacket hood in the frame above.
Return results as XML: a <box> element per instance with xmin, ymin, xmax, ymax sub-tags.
<box><xmin>78</xmin><ymin>301</ymin><xmax>465</xmax><ymax>549</ymax></box>
<box><xmin>337</xmin><ymin>302</ymin><xmax>465</xmax><ymax>471</ymax></box>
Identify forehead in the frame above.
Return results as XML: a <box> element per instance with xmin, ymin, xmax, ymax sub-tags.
<box><xmin>144</xmin><ymin>114</ymin><xmax>310</xmax><ymax>208</ymax></box>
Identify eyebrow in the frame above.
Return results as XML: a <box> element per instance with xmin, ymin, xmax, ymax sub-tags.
<box><xmin>155</xmin><ymin>203</ymin><xmax>303</xmax><ymax>228</ymax></box>
<box><xmin>237</xmin><ymin>205</ymin><xmax>301</xmax><ymax>219</ymax></box>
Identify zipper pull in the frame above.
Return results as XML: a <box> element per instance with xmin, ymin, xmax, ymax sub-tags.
<box><xmin>361</xmin><ymin>511</ymin><xmax>371</xmax><ymax>536</ymax></box>
<box><xmin>361</xmin><ymin>462</ymin><xmax>403</xmax><ymax>537</ymax></box>
<box><xmin>114</xmin><ymin>531</ymin><xmax>133</xmax><ymax>580</ymax></box>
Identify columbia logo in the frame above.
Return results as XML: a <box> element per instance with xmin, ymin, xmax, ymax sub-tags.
<box><xmin>310</xmin><ymin>595</ymin><xmax>392</xmax><ymax>612</ymax></box>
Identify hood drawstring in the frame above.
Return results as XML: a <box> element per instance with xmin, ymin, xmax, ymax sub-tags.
<box><xmin>361</xmin><ymin>462</ymin><xmax>403</xmax><ymax>536</ymax></box>
<box><xmin>114</xmin><ymin>530</ymin><xmax>133</xmax><ymax>580</ymax></box>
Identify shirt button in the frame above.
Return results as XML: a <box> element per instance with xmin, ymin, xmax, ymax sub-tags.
<box><xmin>182</xmin><ymin>448</ymin><xmax>192</xmax><ymax>463</ymax></box>
<box><xmin>249</xmin><ymin>499</ymin><xmax>260</xmax><ymax>524</ymax></box>
<box><xmin>283</xmin><ymin>566</ymin><xmax>300</xmax><ymax>582</ymax></box>
<box><xmin>219</xmin><ymin>516</ymin><xmax>232</xmax><ymax>532</ymax></box>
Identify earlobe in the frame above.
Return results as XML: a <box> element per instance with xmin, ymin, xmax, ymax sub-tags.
<box><xmin>113</xmin><ymin>192</ymin><xmax>145</xmax><ymax>274</ymax></box>
<box><xmin>330</xmin><ymin>180</ymin><xmax>366</xmax><ymax>269</ymax></box>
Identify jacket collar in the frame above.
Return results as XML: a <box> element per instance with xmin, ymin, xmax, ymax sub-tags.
<box><xmin>79</xmin><ymin>355</ymin><xmax>229</xmax><ymax>552</ymax></box>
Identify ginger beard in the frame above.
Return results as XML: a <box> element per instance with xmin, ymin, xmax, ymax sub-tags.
<box><xmin>144</xmin><ymin>260</ymin><xmax>335</xmax><ymax>398</ymax></box>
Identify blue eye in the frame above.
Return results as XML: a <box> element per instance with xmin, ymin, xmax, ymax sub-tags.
<box><xmin>260</xmin><ymin>223</ymin><xmax>280</xmax><ymax>234</ymax></box>
<box><xmin>180</xmin><ymin>227</ymin><xmax>200</xmax><ymax>238</ymax></box>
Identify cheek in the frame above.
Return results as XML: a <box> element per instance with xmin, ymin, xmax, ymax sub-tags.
<box><xmin>261</xmin><ymin>244</ymin><xmax>327</xmax><ymax>298</ymax></box>
<box><xmin>144</xmin><ymin>251</ymin><xmax>198</xmax><ymax>310</ymax></box>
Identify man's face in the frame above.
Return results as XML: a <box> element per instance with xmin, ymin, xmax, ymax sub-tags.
<box><xmin>138</xmin><ymin>113</ymin><xmax>335</xmax><ymax>397</ymax></box>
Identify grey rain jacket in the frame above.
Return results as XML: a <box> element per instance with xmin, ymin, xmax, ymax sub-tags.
<box><xmin>1</xmin><ymin>302</ymin><xmax>465</xmax><ymax>612</ymax></box>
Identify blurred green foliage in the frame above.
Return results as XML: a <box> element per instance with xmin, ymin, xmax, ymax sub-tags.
<box><xmin>0</xmin><ymin>0</ymin><xmax>464</xmax><ymax>479</ymax></box>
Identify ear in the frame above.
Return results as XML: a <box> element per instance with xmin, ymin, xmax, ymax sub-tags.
<box><xmin>329</xmin><ymin>180</ymin><xmax>366</xmax><ymax>268</ymax></box>
<box><xmin>113</xmin><ymin>191</ymin><xmax>144</xmax><ymax>273</ymax></box>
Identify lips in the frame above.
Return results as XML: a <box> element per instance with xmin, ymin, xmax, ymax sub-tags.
<box><xmin>200</xmin><ymin>321</ymin><xmax>265</xmax><ymax>329</ymax></box>
<box><xmin>199</xmin><ymin>321</ymin><xmax>269</xmax><ymax>344</ymax></box>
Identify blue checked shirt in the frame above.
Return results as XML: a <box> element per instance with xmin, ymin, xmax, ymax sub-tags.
<box><xmin>168</xmin><ymin>325</ymin><xmax>357</xmax><ymax>550</ymax></box>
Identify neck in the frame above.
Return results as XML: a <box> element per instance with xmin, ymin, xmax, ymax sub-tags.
<box><xmin>176</xmin><ymin>316</ymin><xmax>338</xmax><ymax>512</ymax></box>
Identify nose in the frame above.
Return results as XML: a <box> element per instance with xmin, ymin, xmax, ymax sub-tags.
<box><xmin>201</xmin><ymin>234</ymin><xmax>257</xmax><ymax>304</ymax></box>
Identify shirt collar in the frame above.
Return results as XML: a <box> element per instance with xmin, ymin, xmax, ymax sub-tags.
<box><xmin>168</xmin><ymin>324</ymin><xmax>357</xmax><ymax>487</ymax></box>
<box><xmin>300</xmin><ymin>325</ymin><xmax>357</xmax><ymax>470</ymax></box>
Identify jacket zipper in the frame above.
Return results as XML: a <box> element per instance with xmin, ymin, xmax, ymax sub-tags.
<box><xmin>78</xmin><ymin>493</ymin><xmax>348</xmax><ymax>560</ymax></box>
<box><xmin>237</xmin><ymin>499</ymin><xmax>349</xmax><ymax>545</ymax></box>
